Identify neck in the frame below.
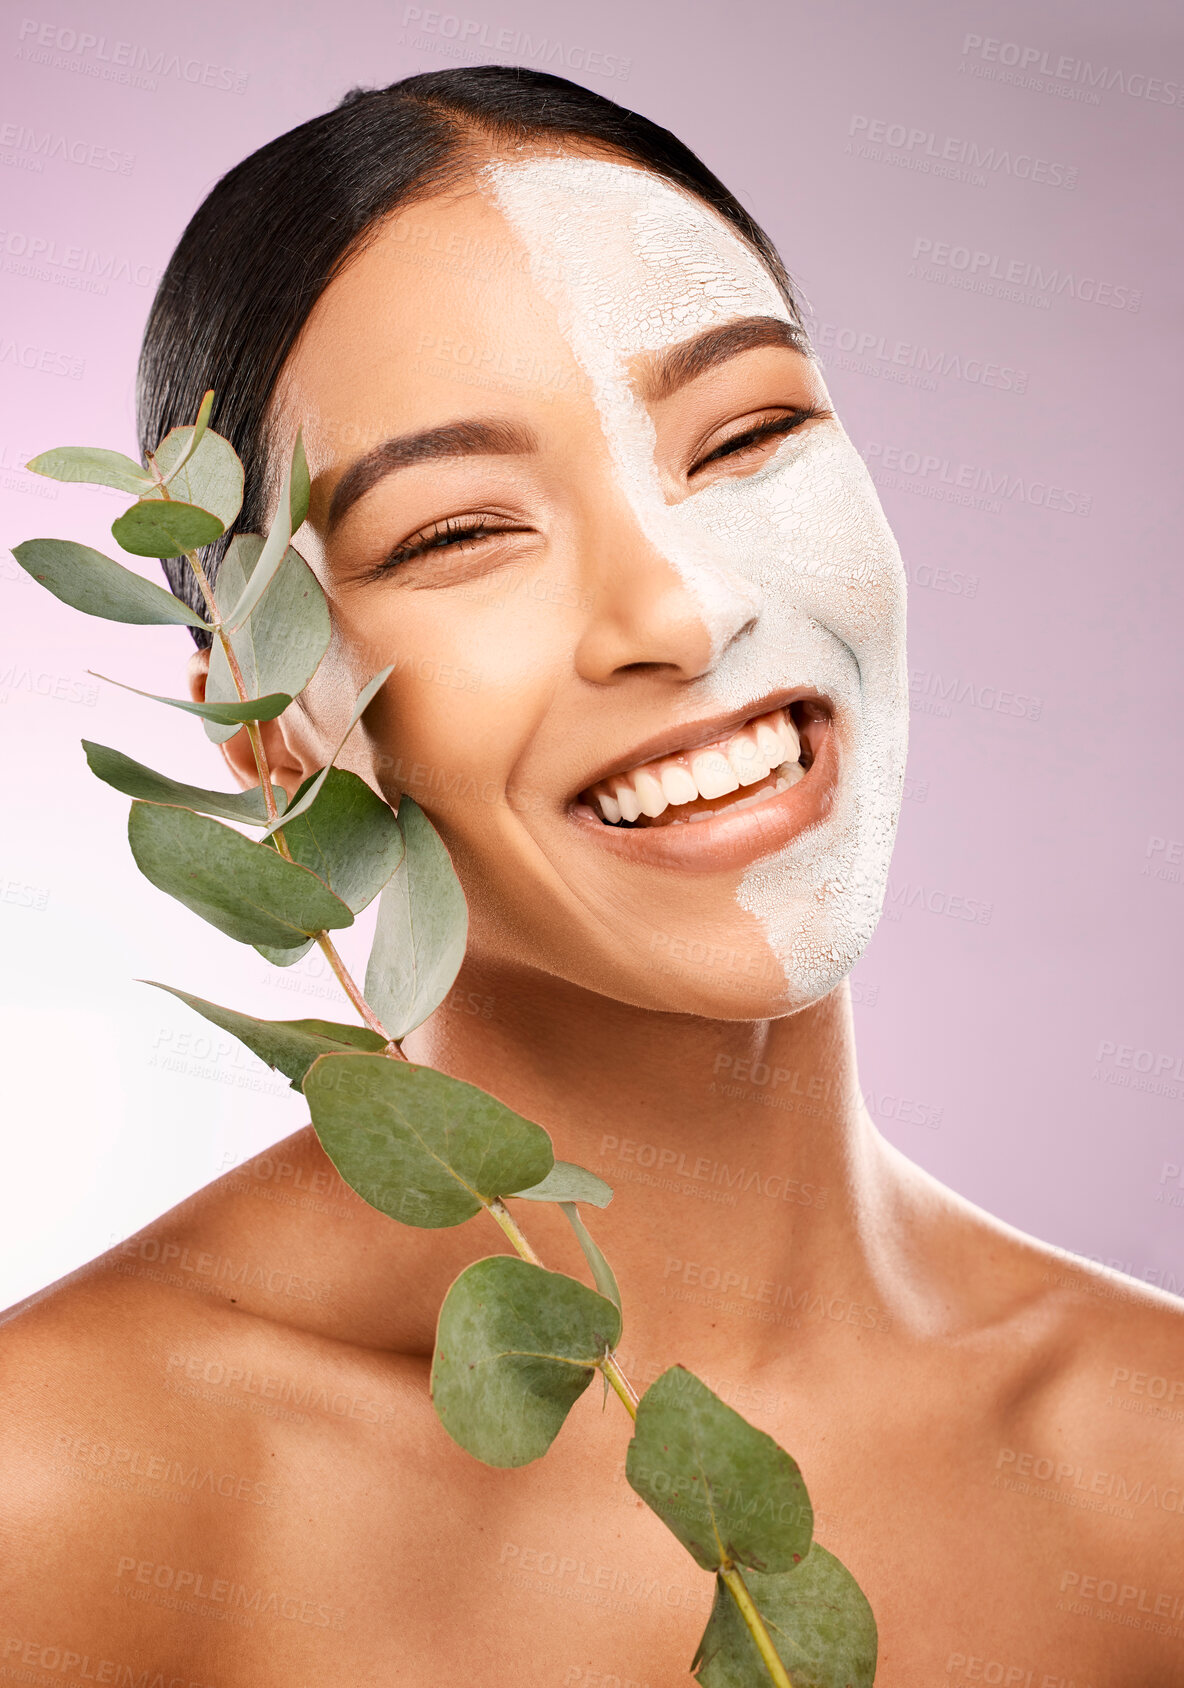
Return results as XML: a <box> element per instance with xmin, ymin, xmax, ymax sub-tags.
<box><xmin>405</xmin><ymin>962</ymin><xmax>908</xmax><ymax>1389</ymax></box>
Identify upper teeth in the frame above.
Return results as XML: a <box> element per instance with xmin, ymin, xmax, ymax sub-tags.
<box><xmin>588</xmin><ymin>709</ymin><xmax>802</xmax><ymax>824</ymax></box>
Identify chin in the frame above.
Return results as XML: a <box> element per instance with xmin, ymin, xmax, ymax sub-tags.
<box><xmin>564</xmin><ymin>877</ymin><xmax>886</xmax><ymax>1022</ymax></box>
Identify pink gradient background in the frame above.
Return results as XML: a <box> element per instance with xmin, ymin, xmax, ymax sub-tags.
<box><xmin>2</xmin><ymin>0</ymin><xmax>1181</xmax><ymax>1308</ymax></box>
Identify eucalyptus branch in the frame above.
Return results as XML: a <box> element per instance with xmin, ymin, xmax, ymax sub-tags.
<box><xmin>486</xmin><ymin>1194</ymin><xmax>544</xmax><ymax>1264</ymax></box>
<box><xmin>490</xmin><ymin>1197</ymin><xmax>788</xmax><ymax>1677</ymax></box>
<box><xmin>719</xmin><ymin>1565</ymin><xmax>795</xmax><ymax>1688</ymax></box>
<box><xmin>601</xmin><ymin>1351</ymin><xmax>640</xmax><ymax>1420</ymax></box>
<box><xmin>15</xmin><ymin>404</ymin><xmax>879</xmax><ymax>1688</ymax></box>
<box><xmin>316</xmin><ymin>931</ymin><xmax>397</xmax><ymax>1046</ymax></box>
<box><xmin>177</xmin><ymin>545</ymin><xmax>387</xmax><ymax>1039</ymax></box>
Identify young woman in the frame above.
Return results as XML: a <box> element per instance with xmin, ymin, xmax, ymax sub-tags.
<box><xmin>3</xmin><ymin>67</ymin><xmax>1181</xmax><ymax>1687</ymax></box>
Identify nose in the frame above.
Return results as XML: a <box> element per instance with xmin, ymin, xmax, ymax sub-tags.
<box><xmin>572</xmin><ymin>493</ymin><xmax>760</xmax><ymax>686</ymax></box>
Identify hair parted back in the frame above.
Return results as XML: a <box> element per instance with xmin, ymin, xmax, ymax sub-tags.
<box><xmin>137</xmin><ymin>65</ymin><xmax>805</xmax><ymax>644</ymax></box>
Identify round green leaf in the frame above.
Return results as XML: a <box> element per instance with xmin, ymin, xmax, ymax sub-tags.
<box><xmin>431</xmin><ymin>1256</ymin><xmax>622</xmax><ymax>1467</ymax></box>
<box><xmin>255</xmin><ymin>936</ymin><xmax>316</xmax><ymax>968</ymax></box>
<box><xmin>26</xmin><ymin>446</ymin><xmax>153</xmax><ymax>496</ymax></box>
<box><xmin>11</xmin><ymin>538</ymin><xmax>210</xmax><ymax>629</ymax></box>
<box><xmin>511</xmin><ymin>1162</ymin><xmax>613</xmax><ymax>1208</ymax></box>
<box><xmin>112</xmin><ymin>499</ymin><xmax>224</xmax><ymax>559</ymax></box>
<box><xmin>127</xmin><ymin>801</ymin><xmax>353</xmax><ymax>948</ymax></box>
<box><xmin>146</xmin><ymin>984</ymin><xmax>386</xmax><ymax>1090</ymax></box>
<box><xmin>260</xmin><ymin>667</ymin><xmax>393</xmax><ymax>837</ymax></box>
<box><xmin>303</xmin><ymin>1055</ymin><xmax>553</xmax><ymax>1229</ymax></box>
<box><xmin>289</xmin><ymin>430</ymin><xmax>310</xmax><ymax>533</ymax></box>
<box><xmin>83</xmin><ymin>739</ymin><xmax>284</xmax><ymax>825</ymax></box>
<box><xmin>203</xmin><ymin>535</ymin><xmax>330</xmax><ymax>744</ymax></box>
<box><xmin>559</xmin><ymin>1202</ymin><xmax>621</xmax><ymax>1313</ymax></box>
<box><xmin>693</xmin><ymin>1548</ymin><xmax>877</xmax><ymax>1688</ymax></box>
<box><xmin>148</xmin><ymin>421</ymin><xmax>243</xmax><ymax>528</ymax></box>
<box><xmin>276</xmin><ymin>767</ymin><xmax>403</xmax><ymax>914</ymax></box>
<box><xmin>91</xmin><ymin>671</ymin><xmax>290</xmax><ymax>725</ymax></box>
<box><xmin>626</xmin><ymin>1368</ymin><xmax>813</xmax><ymax>1573</ymax></box>
<box><xmin>364</xmin><ymin>798</ymin><xmax>468</xmax><ymax>1040</ymax></box>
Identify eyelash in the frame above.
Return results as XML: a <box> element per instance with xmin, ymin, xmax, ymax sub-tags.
<box><xmin>370</xmin><ymin>407</ymin><xmax>822</xmax><ymax>576</ymax></box>
<box><xmin>692</xmin><ymin>405</ymin><xmax>821</xmax><ymax>472</ymax></box>
<box><xmin>370</xmin><ymin>513</ymin><xmax>518</xmax><ymax>575</ymax></box>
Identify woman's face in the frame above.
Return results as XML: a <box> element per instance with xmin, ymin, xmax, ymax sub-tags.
<box><xmin>275</xmin><ymin>153</ymin><xmax>908</xmax><ymax>1019</ymax></box>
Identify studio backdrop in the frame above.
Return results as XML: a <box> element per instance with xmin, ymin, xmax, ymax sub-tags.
<box><xmin>2</xmin><ymin>0</ymin><xmax>1180</xmax><ymax>1308</ymax></box>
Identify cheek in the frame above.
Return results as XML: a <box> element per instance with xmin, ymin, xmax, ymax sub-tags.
<box><xmin>343</xmin><ymin>591</ymin><xmax>569</xmax><ymax>812</ymax></box>
<box><xmin>679</xmin><ymin>426</ymin><xmax>907</xmax><ymax>660</ymax></box>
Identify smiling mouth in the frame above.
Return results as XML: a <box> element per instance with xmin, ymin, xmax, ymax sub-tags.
<box><xmin>575</xmin><ymin>700</ymin><xmax>831</xmax><ymax>829</ymax></box>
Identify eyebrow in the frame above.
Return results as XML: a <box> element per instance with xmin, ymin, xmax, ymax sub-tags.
<box><xmin>326</xmin><ymin>417</ymin><xmax>538</xmax><ymax>534</ymax></box>
<box><xmin>325</xmin><ymin>316</ymin><xmax>808</xmax><ymax>533</ymax></box>
<box><xmin>634</xmin><ymin>315</ymin><xmax>810</xmax><ymax>404</ymax></box>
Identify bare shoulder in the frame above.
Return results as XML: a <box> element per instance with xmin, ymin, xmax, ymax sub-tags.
<box><xmin>0</xmin><ymin>1163</ymin><xmax>426</xmax><ymax>1678</ymax></box>
<box><xmin>927</xmin><ymin>1167</ymin><xmax>1184</xmax><ymax>1444</ymax></box>
<box><xmin>896</xmin><ymin>1148</ymin><xmax>1184</xmax><ymax>1416</ymax></box>
<box><xmin>0</xmin><ymin>1249</ymin><xmax>224</xmax><ymax>1668</ymax></box>
<box><xmin>1006</xmin><ymin>1230</ymin><xmax>1184</xmax><ymax>1472</ymax></box>
<box><xmin>924</xmin><ymin>1170</ymin><xmax>1184</xmax><ymax>1625</ymax></box>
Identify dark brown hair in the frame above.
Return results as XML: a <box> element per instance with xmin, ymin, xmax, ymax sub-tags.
<box><xmin>137</xmin><ymin>65</ymin><xmax>804</xmax><ymax>643</ymax></box>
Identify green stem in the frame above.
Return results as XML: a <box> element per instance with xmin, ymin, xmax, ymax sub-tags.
<box><xmin>171</xmin><ymin>504</ymin><xmax>789</xmax><ymax>1686</ymax></box>
<box><xmin>489</xmin><ymin>1196</ymin><xmax>637</xmax><ymax>1414</ymax></box>
<box><xmin>719</xmin><ymin>1564</ymin><xmax>794</xmax><ymax>1688</ymax></box>
<box><xmin>487</xmin><ymin>1197</ymin><xmax>544</xmax><ymax>1264</ymax></box>
<box><xmin>316</xmin><ymin>930</ymin><xmax>398</xmax><ymax>1047</ymax></box>
<box><xmin>181</xmin><ymin>547</ymin><xmax>273</xmax><ymax>818</ymax></box>
<box><xmin>188</xmin><ymin>561</ymin><xmax>784</xmax><ymax>1684</ymax></box>
<box><xmin>180</xmin><ymin>547</ymin><xmax>394</xmax><ymax>1048</ymax></box>
<box><xmin>601</xmin><ymin>1351</ymin><xmax>638</xmax><ymax>1420</ymax></box>
<box><xmin>490</xmin><ymin>1196</ymin><xmax>785</xmax><ymax>1685</ymax></box>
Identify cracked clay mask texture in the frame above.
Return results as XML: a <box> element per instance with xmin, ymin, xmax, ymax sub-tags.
<box><xmin>487</xmin><ymin>157</ymin><xmax>909</xmax><ymax>1009</ymax></box>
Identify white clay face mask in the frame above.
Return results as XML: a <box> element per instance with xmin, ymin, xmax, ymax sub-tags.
<box><xmin>485</xmin><ymin>156</ymin><xmax>908</xmax><ymax>1010</ymax></box>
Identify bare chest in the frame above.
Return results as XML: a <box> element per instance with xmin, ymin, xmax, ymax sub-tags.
<box><xmin>99</xmin><ymin>1390</ymin><xmax>1171</xmax><ymax>1688</ymax></box>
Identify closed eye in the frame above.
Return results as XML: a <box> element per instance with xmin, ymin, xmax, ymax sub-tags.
<box><xmin>365</xmin><ymin>513</ymin><xmax>530</xmax><ymax>580</ymax></box>
<box><xmin>690</xmin><ymin>406</ymin><xmax>827</xmax><ymax>477</ymax></box>
<box><xmin>361</xmin><ymin>406</ymin><xmax>827</xmax><ymax>580</ymax></box>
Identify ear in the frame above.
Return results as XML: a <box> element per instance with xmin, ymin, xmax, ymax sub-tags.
<box><xmin>187</xmin><ymin>648</ymin><xmax>313</xmax><ymax>801</ymax></box>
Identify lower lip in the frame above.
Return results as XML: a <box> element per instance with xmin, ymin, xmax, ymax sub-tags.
<box><xmin>566</xmin><ymin>720</ymin><xmax>837</xmax><ymax>872</ymax></box>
